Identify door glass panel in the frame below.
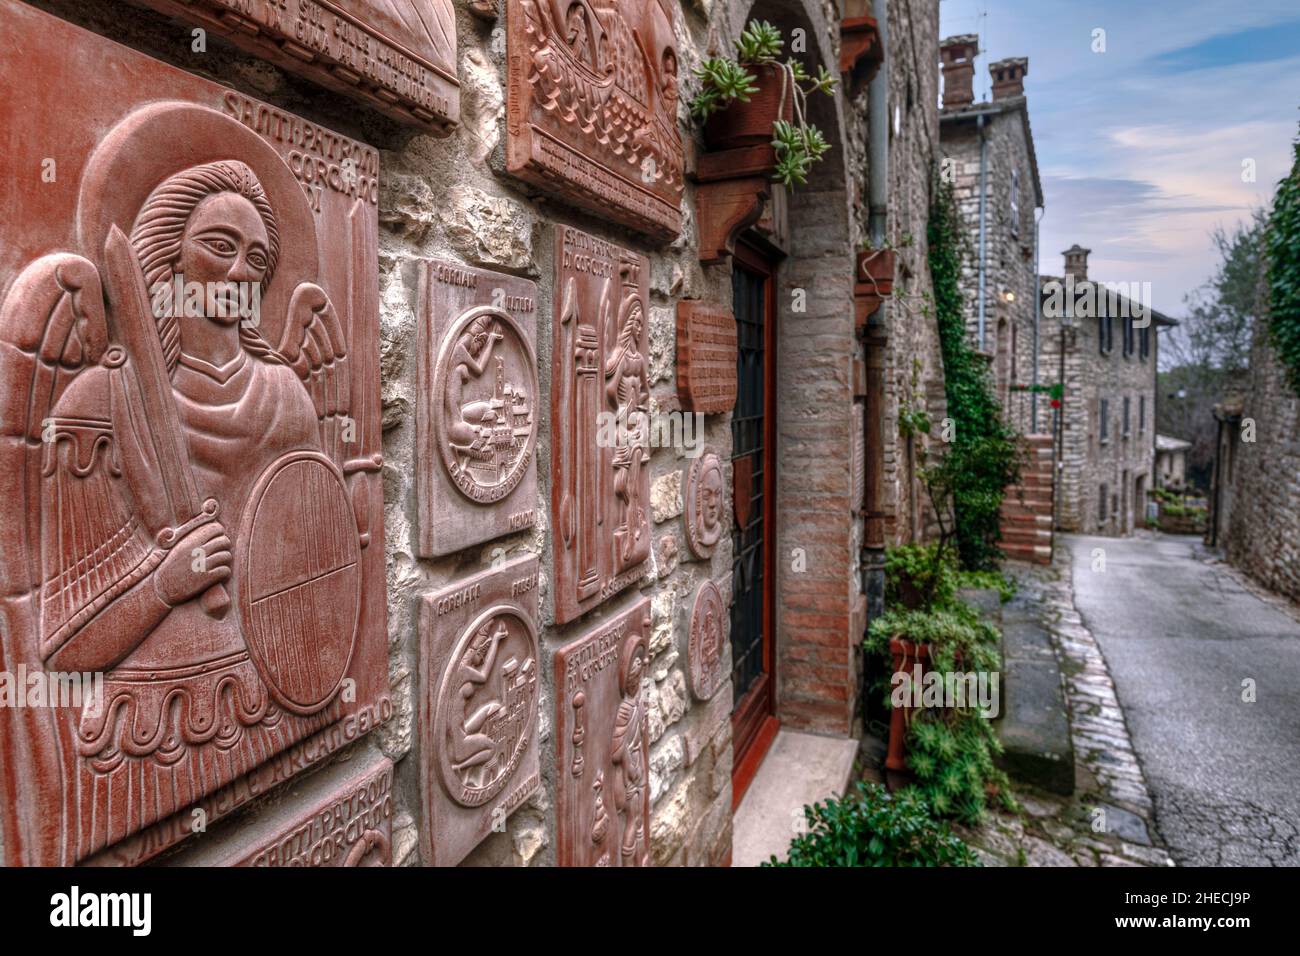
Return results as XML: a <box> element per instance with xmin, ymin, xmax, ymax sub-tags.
<box><xmin>730</xmin><ymin>262</ymin><xmax>767</xmax><ymax>708</ymax></box>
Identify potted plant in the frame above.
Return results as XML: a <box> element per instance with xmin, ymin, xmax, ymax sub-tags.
<box><xmin>690</xmin><ymin>20</ymin><xmax>837</xmax><ymax>187</ymax></box>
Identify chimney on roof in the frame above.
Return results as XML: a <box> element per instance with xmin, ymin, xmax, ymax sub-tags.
<box><xmin>1063</xmin><ymin>244</ymin><xmax>1091</xmax><ymax>281</ymax></box>
<box><xmin>940</xmin><ymin>35</ymin><xmax>978</xmax><ymax>110</ymax></box>
<box><xmin>989</xmin><ymin>57</ymin><xmax>1029</xmax><ymax>100</ymax></box>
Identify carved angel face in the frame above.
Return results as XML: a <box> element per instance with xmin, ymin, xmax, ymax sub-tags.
<box><xmin>175</xmin><ymin>192</ymin><xmax>271</xmax><ymax>326</ymax></box>
<box><xmin>701</xmin><ymin>465</ymin><xmax>722</xmax><ymax>530</ymax></box>
<box><xmin>623</xmin><ymin>643</ymin><xmax>645</xmax><ymax>695</ymax></box>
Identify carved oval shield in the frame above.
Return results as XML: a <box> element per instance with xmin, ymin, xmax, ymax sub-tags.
<box><xmin>237</xmin><ymin>451</ymin><xmax>361</xmax><ymax>716</ymax></box>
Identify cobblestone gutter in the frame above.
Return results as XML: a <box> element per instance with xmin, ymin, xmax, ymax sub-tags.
<box><xmin>953</xmin><ymin>553</ymin><xmax>1174</xmax><ymax>866</ymax></box>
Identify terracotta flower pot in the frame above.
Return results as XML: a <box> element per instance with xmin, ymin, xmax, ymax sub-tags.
<box><xmin>885</xmin><ymin>638</ymin><xmax>966</xmax><ymax>776</ymax></box>
<box><xmin>702</xmin><ymin>63</ymin><xmax>794</xmax><ymax>150</ymax></box>
<box><xmin>856</xmin><ymin>248</ymin><xmax>896</xmax><ymax>297</ymax></box>
<box><xmin>885</xmin><ymin>637</ymin><xmax>930</xmax><ymax>772</ymax></box>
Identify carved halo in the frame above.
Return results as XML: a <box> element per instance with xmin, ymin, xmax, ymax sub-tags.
<box><xmin>75</xmin><ymin>101</ymin><xmax>320</xmax><ymax>347</ymax></box>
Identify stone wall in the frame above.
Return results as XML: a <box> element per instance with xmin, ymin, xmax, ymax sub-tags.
<box><xmin>1221</xmin><ymin>324</ymin><xmax>1300</xmax><ymax>602</ymax></box>
<box><xmin>1</xmin><ymin>0</ymin><xmax>941</xmax><ymax>868</ymax></box>
<box><xmin>876</xmin><ymin>0</ymin><xmax>944</xmax><ymax>550</ymax></box>
<box><xmin>939</xmin><ymin>97</ymin><xmax>1041</xmax><ymax>436</ymax></box>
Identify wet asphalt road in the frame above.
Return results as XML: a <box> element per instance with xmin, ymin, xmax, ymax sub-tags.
<box><xmin>1066</xmin><ymin>533</ymin><xmax>1300</xmax><ymax>865</ymax></box>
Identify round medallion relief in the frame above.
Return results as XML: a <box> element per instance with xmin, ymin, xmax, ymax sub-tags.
<box><xmin>434</xmin><ymin>604</ymin><xmax>539</xmax><ymax>807</ymax></box>
<box><xmin>684</xmin><ymin>447</ymin><xmax>724</xmax><ymax>559</ymax></box>
<box><xmin>688</xmin><ymin>580</ymin><xmax>726</xmax><ymax>701</ymax></box>
<box><xmin>433</xmin><ymin>305</ymin><xmax>538</xmax><ymax>504</ymax></box>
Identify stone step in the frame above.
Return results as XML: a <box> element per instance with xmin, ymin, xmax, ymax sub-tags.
<box><xmin>1001</xmin><ymin>526</ymin><xmax>1053</xmax><ymax>547</ymax></box>
<box><xmin>1000</xmin><ymin>510</ymin><xmax>1052</xmax><ymax>526</ymax></box>
<box><xmin>1000</xmin><ymin>540</ymin><xmax>1052</xmax><ymax>564</ymax></box>
<box><xmin>995</xmin><ymin>615</ymin><xmax>1075</xmax><ymax>795</ymax></box>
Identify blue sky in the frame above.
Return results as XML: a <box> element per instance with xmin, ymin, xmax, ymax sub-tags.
<box><xmin>939</xmin><ymin>0</ymin><xmax>1300</xmax><ymax>316</ymax></box>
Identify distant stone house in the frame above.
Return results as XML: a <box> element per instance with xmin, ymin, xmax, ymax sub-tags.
<box><xmin>1037</xmin><ymin>247</ymin><xmax>1177</xmax><ymax>536</ymax></box>
<box><xmin>1155</xmin><ymin>434</ymin><xmax>1191</xmax><ymax>490</ymax></box>
<box><xmin>937</xmin><ymin>36</ymin><xmax>1045</xmax><ymax>436</ymax></box>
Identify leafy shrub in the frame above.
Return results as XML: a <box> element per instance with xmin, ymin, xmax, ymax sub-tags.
<box><xmin>1267</xmin><ymin>125</ymin><xmax>1300</xmax><ymax>395</ymax></box>
<box><xmin>864</xmin><ymin>604</ymin><xmax>1001</xmax><ymax>677</ymax></box>
<box><xmin>765</xmin><ymin>782</ymin><xmax>979</xmax><ymax>867</ymax></box>
<box><xmin>955</xmin><ymin>568</ymin><xmax>1017</xmax><ymax>604</ymax></box>
<box><xmin>906</xmin><ymin>711</ymin><xmax>1015</xmax><ymax>824</ymax></box>
<box><xmin>884</xmin><ymin>542</ymin><xmax>958</xmax><ymax>610</ymax></box>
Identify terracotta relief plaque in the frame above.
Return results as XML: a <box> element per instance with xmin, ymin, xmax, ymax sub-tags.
<box><xmin>688</xmin><ymin>580</ymin><xmax>726</xmax><ymax>701</ymax></box>
<box><xmin>555</xmin><ymin>596</ymin><xmax>652</xmax><ymax>866</ymax></box>
<box><xmin>0</xmin><ymin>1</ymin><xmax>387</xmax><ymax>866</ymax></box>
<box><xmin>550</xmin><ymin>226</ymin><xmax>652</xmax><ymax>624</ymax></box>
<box><xmin>684</xmin><ymin>447</ymin><xmax>724</xmax><ymax>559</ymax></box>
<box><xmin>419</xmin><ymin>555</ymin><xmax>541</xmax><ymax>866</ymax></box>
<box><xmin>170</xmin><ymin>754</ymin><xmax>394</xmax><ymax>866</ymax></box>
<box><xmin>676</xmin><ymin>302</ymin><xmax>738</xmax><ymax>414</ymax></box>
<box><xmin>414</xmin><ymin>260</ymin><xmax>539</xmax><ymax>557</ymax></box>
<box><xmin>130</xmin><ymin>0</ymin><xmax>459</xmax><ymax>131</ymax></box>
<box><xmin>506</xmin><ymin>0</ymin><xmax>684</xmax><ymax>240</ymax></box>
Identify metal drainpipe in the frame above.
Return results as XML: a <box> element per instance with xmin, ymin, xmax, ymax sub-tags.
<box><xmin>1031</xmin><ymin>205</ymin><xmax>1044</xmax><ymax>432</ymax></box>
<box><xmin>868</xmin><ymin>0</ymin><xmax>890</xmax><ymax>249</ymax></box>
<box><xmin>863</xmin><ymin>0</ymin><xmax>888</xmax><ymax>615</ymax></box>
<box><xmin>977</xmin><ymin>112</ymin><xmax>988</xmax><ymax>351</ymax></box>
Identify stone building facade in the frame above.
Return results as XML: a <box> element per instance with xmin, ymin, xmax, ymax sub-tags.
<box><xmin>1212</xmin><ymin>314</ymin><xmax>1300</xmax><ymax>603</ymax></box>
<box><xmin>1036</xmin><ymin>247</ymin><xmax>1175</xmax><ymax>536</ymax></box>
<box><xmin>0</xmin><ymin>0</ymin><xmax>943</xmax><ymax>868</ymax></box>
<box><xmin>937</xmin><ymin>36</ymin><xmax>1045</xmax><ymax>436</ymax></box>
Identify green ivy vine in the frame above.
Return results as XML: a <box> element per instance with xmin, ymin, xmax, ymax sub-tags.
<box><xmin>1267</xmin><ymin>124</ymin><xmax>1300</xmax><ymax>395</ymax></box>
<box><xmin>927</xmin><ymin>172</ymin><xmax>1021</xmax><ymax>570</ymax></box>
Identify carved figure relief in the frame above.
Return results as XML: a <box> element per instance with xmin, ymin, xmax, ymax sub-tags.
<box><xmin>129</xmin><ymin>0</ymin><xmax>459</xmax><ymax>131</ymax></box>
<box><xmin>419</xmin><ymin>555</ymin><xmax>541</xmax><ymax>866</ymax></box>
<box><xmin>0</xmin><ymin>4</ymin><xmax>386</xmax><ymax>866</ymax></box>
<box><xmin>555</xmin><ymin>596</ymin><xmax>652</xmax><ymax>866</ymax></box>
<box><xmin>506</xmin><ymin>0</ymin><xmax>684</xmax><ymax>240</ymax></box>
<box><xmin>688</xmin><ymin>580</ymin><xmax>727</xmax><ymax>701</ymax></box>
<box><xmin>551</xmin><ymin>226</ymin><xmax>652</xmax><ymax>624</ymax></box>
<box><xmin>415</xmin><ymin>260</ymin><xmax>539</xmax><ymax>557</ymax></box>
<box><xmin>676</xmin><ymin>302</ymin><xmax>738</xmax><ymax>414</ymax></box>
<box><xmin>684</xmin><ymin>447</ymin><xmax>725</xmax><ymax>559</ymax></box>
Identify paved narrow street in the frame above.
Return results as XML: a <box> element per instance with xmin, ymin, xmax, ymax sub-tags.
<box><xmin>1067</xmin><ymin>533</ymin><xmax>1300</xmax><ymax>865</ymax></box>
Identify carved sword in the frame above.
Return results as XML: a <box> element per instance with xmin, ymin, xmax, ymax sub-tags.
<box><xmin>101</xmin><ymin>224</ymin><xmax>230</xmax><ymax>618</ymax></box>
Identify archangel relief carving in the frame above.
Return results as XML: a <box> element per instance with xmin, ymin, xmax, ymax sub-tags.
<box><xmin>128</xmin><ymin>0</ymin><xmax>460</xmax><ymax>130</ymax></box>
<box><xmin>555</xmin><ymin>597</ymin><xmax>652</xmax><ymax>866</ymax></box>
<box><xmin>0</xmin><ymin>5</ymin><xmax>386</xmax><ymax>866</ymax></box>
<box><xmin>419</xmin><ymin>555</ymin><xmax>540</xmax><ymax>866</ymax></box>
<box><xmin>551</xmin><ymin>226</ymin><xmax>652</xmax><ymax>624</ymax></box>
<box><xmin>688</xmin><ymin>579</ymin><xmax>727</xmax><ymax>701</ymax></box>
<box><xmin>506</xmin><ymin>0</ymin><xmax>684</xmax><ymax>240</ymax></box>
<box><xmin>415</xmin><ymin>260</ymin><xmax>539</xmax><ymax>557</ymax></box>
<box><xmin>684</xmin><ymin>447</ymin><xmax>725</xmax><ymax>560</ymax></box>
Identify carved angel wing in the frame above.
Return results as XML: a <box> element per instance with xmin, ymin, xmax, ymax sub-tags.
<box><xmin>276</xmin><ymin>281</ymin><xmax>381</xmax><ymax>546</ymax></box>
<box><xmin>0</xmin><ymin>252</ymin><xmax>110</xmax><ymax>867</ymax></box>
<box><xmin>277</xmin><ymin>281</ymin><xmax>352</xmax><ymax>466</ymax></box>
<box><xmin>0</xmin><ymin>254</ymin><xmax>109</xmax><ymax>596</ymax></box>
